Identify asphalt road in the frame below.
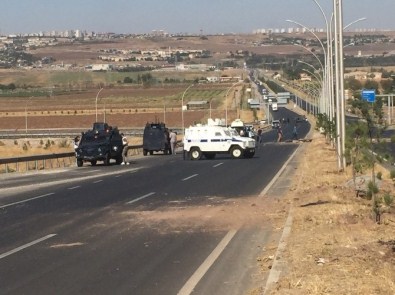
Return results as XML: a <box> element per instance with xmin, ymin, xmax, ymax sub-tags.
<box><xmin>0</xmin><ymin>108</ymin><xmax>310</xmax><ymax>295</ymax></box>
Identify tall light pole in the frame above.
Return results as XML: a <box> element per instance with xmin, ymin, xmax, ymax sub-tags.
<box><xmin>225</xmin><ymin>81</ymin><xmax>243</xmax><ymax>126</ymax></box>
<box><xmin>181</xmin><ymin>83</ymin><xmax>194</xmax><ymax>134</ymax></box>
<box><xmin>25</xmin><ymin>96</ymin><xmax>33</xmax><ymax>135</ymax></box>
<box><xmin>95</xmin><ymin>87</ymin><xmax>104</xmax><ymax>122</ymax></box>
<box><xmin>292</xmin><ymin>43</ymin><xmax>327</xmax><ymax>114</ymax></box>
<box><xmin>287</xmin><ymin>19</ymin><xmax>330</xmax><ymax>117</ymax></box>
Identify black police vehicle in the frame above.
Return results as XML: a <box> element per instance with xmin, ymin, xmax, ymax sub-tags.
<box><xmin>142</xmin><ymin>122</ymin><xmax>171</xmax><ymax>156</ymax></box>
<box><xmin>75</xmin><ymin>122</ymin><xmax>123</xmax><ymax>167</ymax></box>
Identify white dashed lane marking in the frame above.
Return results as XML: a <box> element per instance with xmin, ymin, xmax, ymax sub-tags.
<box><xmin>0</xmin><ymin>234</ymin><xmax>57</xmax><ymax>260</ymax></box>
<box><xmin>125</xmin><ymin>192</ymin><xmax>156</xmax><ymax>205</ymax></box>
<box><xmin>0</xmin><ymin>193</ymin><xmax>55</xmax><ymax>209</ymax></box>
<box><xmin>182</xmin><ymin>174</ymin><xmax>198</xmax><ymax>181</ymax></box>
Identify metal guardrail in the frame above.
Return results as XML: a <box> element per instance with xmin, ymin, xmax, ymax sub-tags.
<box><xmin>0</xmin><ymin>145</ymin><xmax>143</xmax><ymax>174</ymax></box>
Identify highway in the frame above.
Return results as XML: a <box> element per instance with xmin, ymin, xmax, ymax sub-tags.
<box><xmin>0</xmin><ymin>108</ymin><xmax>310</xmax><ymax>295</ymax></box>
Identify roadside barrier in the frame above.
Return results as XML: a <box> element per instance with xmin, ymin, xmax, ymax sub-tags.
<box><xmin>0</xmin><ymin>145</ymin><xmax>143</xmax><ymax>174</ymax></box>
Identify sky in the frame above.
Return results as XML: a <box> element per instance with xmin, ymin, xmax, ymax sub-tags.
<box><xmin>1</xmin><ymin>0</ymin><xmax>394</xmax><ymax>35</ymax></box>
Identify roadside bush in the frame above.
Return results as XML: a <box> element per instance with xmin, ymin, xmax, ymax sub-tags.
<box><xmin>44</xmin><ymin>139</ymin><xmax>51</xmax><ymax>149</ymax></box>
<box><xmin>0</xmin><ymin>141</ymin><xmax>5</xmax><ymax>146</ymax></box>
<box><xmin>391</xmin><ymin>169</ymin><xmax>395</xmax><ymax>179</ymax></box>
<box><xmin>391</xmin><ymin>135</ymin><xmax>395</xmax><ymax>143</ymax></box>
<box><xmin>22</xmin><ymin>143</ymin><xmax>29</xmax><ymax>151</ymax></box>
<box><xmin>383</xmin><ymin>192</ymin><xmax>394</xmax><ymax>207</ymax></box>
<box><xmin>58</xmin><ymin>139</ymin><xmax>70</xmax><ymax>148</ymax></box>
<box><xmin>14</xmin><ymin>140</ymin><xmax>18</xmax><ymax>145</ymax></box>
<box><xmin>377</xmin><ymin>171</ymin><xmax>382</xmax><ymax>180</ymax></box>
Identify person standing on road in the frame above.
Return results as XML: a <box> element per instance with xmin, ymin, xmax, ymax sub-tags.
<box><xmin>73</xmin><ymin>135</ymin><xmax>80</xmax><ymax>151</ymax></box>
<box><xmin>169</xmin><ymin>130</ymin><xmax>177</xmax><ymax>155</ymax></box>
<box><xmin>121</xmin><ymin>133</ymin><xmax>129</xmax><ymax>165</ymax></box>
<box><xmin>277</xmin><ymin>125</ymin><xmax>283</xmax><ymax>142</ymax></box>
<box><xmin>292</xmin><ymin>124</ymin><xmax>298</xmax><ymax>140</ymax></box>
<box><xmin>257</xmin><ymin>128</ymin><xmax>262</xmax><ymax>144</ymax></box>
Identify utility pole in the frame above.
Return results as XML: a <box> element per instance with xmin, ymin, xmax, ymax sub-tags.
<box><xmin>334</xmin><ymin>0</ymin><xmax>346</xmax><ymax>171</ymax></box>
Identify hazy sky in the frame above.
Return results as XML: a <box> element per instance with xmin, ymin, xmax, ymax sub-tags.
<box><xmin>1</xmin><ymin>0</ymin><xmax>394</xmax><ymax>35</ymax></box>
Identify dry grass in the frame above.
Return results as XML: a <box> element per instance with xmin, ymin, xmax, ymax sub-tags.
<box><xmin>265</xmin><ymin>131</ymin><xmax>395</xmax><ymax>295</ymax></box>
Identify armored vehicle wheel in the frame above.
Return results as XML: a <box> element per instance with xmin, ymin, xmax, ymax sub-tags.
<box><xmin>104</xmin><ymin>153</ymin><xmax>111</xmax><ymax>166</ymax></box>
<box><xmin>203</xmin><ymin>153</ymin><xmax>216</xmax><ymax>159</ymax></box>
<box><xmin>143</xmin><ymin>149</ymin><xmax>148</xmax><ymax>156</ymax></box>
<box><xmin>244</xmin><ymin>151</ymin><xmax>255</xmax><ymax>158</ymax></box>
<box><xmin>77</xmin><ymin>159</ymin><xmax>83</xmax><ymax>167</ymax></box>
<box><xmin>230</xmin><ymin>146</ymin><xmax>243</xmax><ymax>159</ymax></box>
<box><xmin>189</xmin><ymin>147</ymin><xmax>202</xmax><ymax>160</ymax></box>
<box><xmin>91</xmin><ymin>160</ymin><xmax>97</xmax><ymax>166</ymax></box>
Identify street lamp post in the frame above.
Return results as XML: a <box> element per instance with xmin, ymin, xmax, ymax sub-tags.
<box><xmin>25</xmin><ymin>96</ymin><xmax>33</xmax><ymax>135</ymax></box>
<box><xmin>181</xmin><ymin>83</ymin><xmax>195</xmax><ymax>134</ymax></box>
<box><xmin>225</xmin><ymin>81</ymin><xmax>243</xmax><ymax>126</ymax></box>
<box><xmin>95</xmin><ymin>87</ymin><xmax>104</xmax><ymax>122</ymax></box>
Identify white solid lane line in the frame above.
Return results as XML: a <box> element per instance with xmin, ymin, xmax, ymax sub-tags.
<box><xmin>0</xmin><ymin>193</ymin><xmax>55</xmax><ymax>209</ymax></box>
<box><xmin>0</xmin><ymin>234</ymin><xmax>57</xmax><ymax>260</ymax></box>
<box><xmin>125</xmin><ymin>192</ymin><xmax>156</xmax><ymax>205</ymax></box>
<box><xmin>93</xmin><ymin>180</ymin><xmax>103</xmax><ymax>184</ymax></box>
<box><xmin>182</xmin><ymin>174</ymin><xmax>198</xmax><ymax>181</ymax></box>
<box><xmin>213</xmin><ymin>163</ymin><xmax>224</xmax><ymax>168</ymax></box>
<box><xmin>177</xmin><ymin>229</ymin><xmax>237</xmax><ymax>295</ymax></box>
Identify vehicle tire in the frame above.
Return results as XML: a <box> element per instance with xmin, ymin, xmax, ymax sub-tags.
<box><xmin>149</xmin><ymin>151</ymin><xmax>154</xmax><ymax>155</ymax></box>
<box><xmin>203</xmin><ymin>153</ymin><xmax>216</xmax><ymax>159</ymax></box>
<box><xmin>104</xmin><ymin>153</ymin><xmax>111</xmax><ymax>166</ymax></box>
<box><xmin>244</xmin><ymin>151</ymin><xmax>255</xmax><ymax>158</ymax></box>
<box><xmin>164</xmin><ymin>149</ymin><xmax>168</xmax><ymax>155</ymax></box>
<box><xmin>91</xmin><ymin>160</ymin><xmax>97</xmax><ymax>166</ymax></box>
<box><xmin>143</xmin><ymin>149</ymin><xmax>148</xmax><ymax>156</ymax></box>
<box><xmin>77</xmin><ymin>159</ymin><xmax>83</xmax><ymax>167</ymax></box>
<box><xmin>230</xmin><ymin>146</ymin><xmax>243</xmax><ymax>159</ymax></box>
<box><xmin>189</xmin><ymin>147</ymin><xmax>202</xmax><ymax>160</ymax></box>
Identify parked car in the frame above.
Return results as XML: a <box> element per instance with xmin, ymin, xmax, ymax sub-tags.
<box><xmin>271</xmin><ymin>120</ymin><xmax>281</xmax><ymax>129</ymax></box>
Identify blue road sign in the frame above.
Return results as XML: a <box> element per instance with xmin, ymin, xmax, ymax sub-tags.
<box><xmin>362</xmin><ymin>89</ymin><xmax>376</xmax><ymax>103</ymax></box>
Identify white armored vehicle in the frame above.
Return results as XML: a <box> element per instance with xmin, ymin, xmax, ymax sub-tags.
<box><xmin>183</xmin><ymin>120</ymin><xmax>256</xmax><ymax>160</ymax></box>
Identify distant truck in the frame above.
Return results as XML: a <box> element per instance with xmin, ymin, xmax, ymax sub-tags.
<box><xmin>142</xmin><ymin>122</ymin><xmax>171</xmax><ymax>156</ymax></box>
<box><xmin>183</xmin><ymin>121</ymin><xmax>255</xmax><ymax>160</ymax></box>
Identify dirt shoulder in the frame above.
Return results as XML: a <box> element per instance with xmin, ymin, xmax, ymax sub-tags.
<box><xmin>263</xmin><ymin>130</ymin><xmax>395</xmax><ymax>294</ymax></box>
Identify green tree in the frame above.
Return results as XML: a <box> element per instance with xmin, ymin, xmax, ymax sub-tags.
<box><xmin>364</xmin><ymin>80</ymin><xmax>379</xmax><ymax>92</ymax></box>
<box><xmin>345</xmin><ymin>96</ymin><xmax>387</xmax><ymax>222</ymax></box>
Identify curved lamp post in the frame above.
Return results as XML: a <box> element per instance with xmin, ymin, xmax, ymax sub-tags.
<box><xmin>95</xmin><ymin>87</ymin><xmax>104</xmax><ymax>122</ymax></box>
<box><xmin>181</xmin><ymin>83</ymin><xmax>195</xmax><ymax>134</ymax></box>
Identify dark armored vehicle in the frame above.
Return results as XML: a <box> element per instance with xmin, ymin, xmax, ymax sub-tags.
<box><xmin>142</xmin><ymin>122</ymin><xmax>171</xmax><ymax>156</ymax></box>
<box><xmin>75</xmin><ymin>122</ymin><xmax>123</xmax><ymax>167</ymax></box>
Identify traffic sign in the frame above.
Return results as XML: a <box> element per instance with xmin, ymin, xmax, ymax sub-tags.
<box><xmin>361</xmin><ymin>89</ymin><xmax>376</xmax><ymax>103</ymax></box>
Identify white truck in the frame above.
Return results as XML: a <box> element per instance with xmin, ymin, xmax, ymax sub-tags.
<box><xmin>183</xmin><ymin>122</ymin><xmax>256</xmax><ymax>160</ymax></box>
